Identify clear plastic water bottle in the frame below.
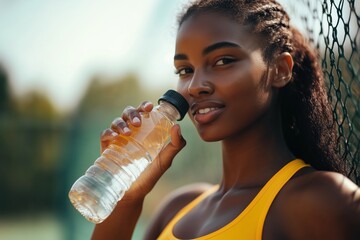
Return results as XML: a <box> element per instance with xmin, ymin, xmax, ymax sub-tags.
<box><xmin>68</xmin><ymin>90</ymin><xmax>189</xmax><ymax>223</ymax></box>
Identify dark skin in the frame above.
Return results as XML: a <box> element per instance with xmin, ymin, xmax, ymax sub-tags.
<box><xmin>92</xmin><ymin>12</ymin><xmax>360</xmax><ymax>240</ymax></box>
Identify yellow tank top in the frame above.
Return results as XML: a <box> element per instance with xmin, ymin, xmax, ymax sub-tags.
<box><xmin>157</xmin><ymin>159</ymin><xmax>309</xmax><ymax>240</ymax></box>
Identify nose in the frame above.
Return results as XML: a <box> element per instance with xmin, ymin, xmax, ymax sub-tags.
<box><xmin>187</xmin><ymin>71</ymin><xmax>214</xmax><ymax>98</ymax></box>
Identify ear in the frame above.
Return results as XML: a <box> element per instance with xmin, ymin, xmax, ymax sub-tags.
<box><xmin>271</xmin><ymin>52</ymin><xmax>294</xmax><ymax>88</ymax></box>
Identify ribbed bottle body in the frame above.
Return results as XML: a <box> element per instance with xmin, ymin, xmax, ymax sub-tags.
<box><xmin>69</xmin><ymin>108</ymin><xmax>175</xmax><ymax>223</ymax></box>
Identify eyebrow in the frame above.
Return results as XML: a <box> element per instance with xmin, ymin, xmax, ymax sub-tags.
<box><xmin>174</xmin><ymin>41</ymin><xmax>241</xmax><ymax>61</ymax></box>
<box><xmin>203</xmin><ymin>41</ymin><xmax>240</xmax><ymax>56</ymax></box>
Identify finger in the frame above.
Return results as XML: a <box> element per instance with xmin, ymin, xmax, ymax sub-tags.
<box><xmin>100</xmin><ymin>128</ymin><xmax>118</xmax><ymax>141</ymax></box>
<box><xmin>122</xmin><ymin>106</ymin><xmax>141</xmax><ymax>127</ymax></box>
<box><xmin>110</xmin><ymin>117</ymin><xmax>131</xmax><ymax>135</ymax></box>
<box><xmin>169</xmin><ymin>124</ymin><xmax>186</xmax><ymax>149</ymax></box>
<box><xmin>128</xmin><ymin>124</ymin><xmax>186</xmax><ymax>196</ymax></box>
<box><xmin>100</xmin><ymin>128</ymin><xmax>118</xmax><ymax>153</ymax></box>
<box><xmin>155</xmin><ymin>124</ymin><xmax>186</xmax><ymax>173</ymax></box>
<box><xmin>137</xmin><ymin>101</ymin><xmax>153</xmax><ymax>113</ymax></box>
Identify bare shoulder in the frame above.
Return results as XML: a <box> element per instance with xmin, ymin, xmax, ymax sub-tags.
<box><xmin>278</xmin><ymin>170</ymin><xmax>360</xmax><ymax>239</ymax></box>
<box><xmin>153</xmin><ymin>182</ymin><xmax>215</xmax><ymax>224</ymax></box>
<box><xmin>143</xmin><ymin>182</ymin><xmax>214</xmax><ymax>240</ymax></box>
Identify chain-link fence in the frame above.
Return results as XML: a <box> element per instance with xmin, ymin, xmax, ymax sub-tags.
<box><xmin>283</xmin><ymin>0</ymin><xmax>360</xmax><ymax>184</ymax></box>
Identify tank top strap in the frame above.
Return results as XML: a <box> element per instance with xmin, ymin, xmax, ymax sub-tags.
<box><xmin>158</xmin><ymin>159</ymin><xmax>310</xmax><ymax>240</ymax></box>
<box><xmin>255</xmin><ymin>159</ymin><xmax>310</xmax><ymax>239</ymax></box>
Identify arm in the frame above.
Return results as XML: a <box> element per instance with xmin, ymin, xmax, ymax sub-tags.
<box><xmin>91</xmin><ymin>102</ymin><xmax>186</xmax><ymax>240</ymax></box>
<box><xmin>91</xmin><ymin>198</ymin><xmax>144</xmax><ymax>240</ymax></box>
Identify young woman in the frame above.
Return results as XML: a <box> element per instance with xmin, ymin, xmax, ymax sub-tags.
<box><xmin>92</xmin><ymin>0</ymin><xmax>360</xmax><ymax>239</ymax></box>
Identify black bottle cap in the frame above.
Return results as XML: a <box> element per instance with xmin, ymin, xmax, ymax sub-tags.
<box><xmin>158</xmin><ymin>90</ymin><xmax>189</xmax><ymax>121</ymax></box>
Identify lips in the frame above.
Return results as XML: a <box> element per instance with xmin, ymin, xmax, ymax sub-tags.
<box><xmin>191</xmin><ymin>100</ymin><xmax>225</xmax><ymax>124</ymax></box>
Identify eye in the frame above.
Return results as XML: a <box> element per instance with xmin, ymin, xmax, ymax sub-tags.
<box><xmin>214</xmin><ymin>57</ymin><xmax>236</xmax><ymax>66</ymax></box>
<box><xmin>175</xmin><ymin>67</ymin><xmax>193</xmax><ymax>77</ymax></box>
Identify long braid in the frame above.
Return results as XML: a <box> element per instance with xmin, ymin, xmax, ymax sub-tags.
<box><xmin>281</xmin><ymin>28</ymin><xmax>345</xmax><ymax>173</ymax></box>
<box><xmin>178</xmin><ymin>0</ymin><xmax>346</xmax><ymax>174</ymax></box>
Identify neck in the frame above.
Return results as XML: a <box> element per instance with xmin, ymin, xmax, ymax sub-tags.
<box><xmin>219</xmin><ymin>111</ymin><xmax>294</xmax><ymax>192</ymax></box>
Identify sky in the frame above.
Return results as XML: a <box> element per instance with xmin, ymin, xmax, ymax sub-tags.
<box><xmin>0</xmin><ymin>0</ymin><xmax>354</xmax><ymax>112</ymax></box>
<box><xmin>0</xmin><ymin>0</ymin><xmax>188</xmax><ymax>111</ymax></box>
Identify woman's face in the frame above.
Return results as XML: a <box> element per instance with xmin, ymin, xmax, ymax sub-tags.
<box><xmin>175</xmin><ymin>12</ymin><xmax>274</xmax><ymax>141</ymax></box>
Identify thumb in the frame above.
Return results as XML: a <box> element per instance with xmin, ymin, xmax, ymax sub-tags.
<box><xmin>154</xmin><ymin>124</ymin><xmax>186</xmax><ymax>174</ymax></box>
<box><xmin>118</xmin><ymin>124</ymin><xmax>186</xmax><ymax>201</ymax></box>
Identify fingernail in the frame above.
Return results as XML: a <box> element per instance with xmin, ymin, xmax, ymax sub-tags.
<box><xmin>123</xmin><ymin>127</ymin><xmax>131</xmax><ymax>134</ymax></box>
<box><xmin>132</xmin><ymin>117</ymin><xmax>140</xmax><ymax>124</ymax></box>
<box><xmin>111</xmin><ymin>132</ymin><xmax>118</xmax><ymax>137</ymax></box>
<box><xmin>144</xmin><ymin>102</ymin><xmax>152</xmax><ymax>108</ymax></box>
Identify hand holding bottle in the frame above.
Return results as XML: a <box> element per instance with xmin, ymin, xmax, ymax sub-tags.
<box><xmin>100</xmin><ymin>100</ymin><xmax>187</xmax><ymax>202</ymax></box>
<box><xmin>69</xmin><ymin>90</ymin><xmax>189</xmax><ymax>224</ymax></box>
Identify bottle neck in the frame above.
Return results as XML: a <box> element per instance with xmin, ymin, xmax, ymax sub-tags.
<box><xmin>155</xmin><ymin>101</ymin><xmax>181</xmax><ymax>122</ymax></box>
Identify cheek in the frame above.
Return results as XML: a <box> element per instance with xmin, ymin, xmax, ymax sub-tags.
<box><xmin>224</xmin><ymin>69</ymin><xmax>272</xmax><ymax>121</ymax></box>
<box><xmin>176</xmin><ymin>81</ymin><xmax>193</xmax><ymax>115</ymax></box>
<box><xmin>236</xmin><ymin>62</ymin><xmax>270</xmax><ymax>101</ymax></box>
<box><xmin>240</xmin><ymin>86</ymin><xmax>272</xmax><ymax>129</ymax></box>
<box><xmin>176</xmin><ymin>81</ymin><xmax>190</xmax><ymax>102</ymax></box>
<box><xmin>176</xmin><ymin>80</ymin><xmax>186</xmax><ymax>94</ymax></box>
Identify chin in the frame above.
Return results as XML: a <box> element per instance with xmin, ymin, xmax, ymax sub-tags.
<box><xmin>197</xmin><ymin>129</ymin><xmax>224</xmax><ymax>142</ymax></box>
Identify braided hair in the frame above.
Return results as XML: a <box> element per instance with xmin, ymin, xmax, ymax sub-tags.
<box><xmin>178</xmin><ymin>0</ymin><xmax>347</xmax><ymax>174</ymax></box>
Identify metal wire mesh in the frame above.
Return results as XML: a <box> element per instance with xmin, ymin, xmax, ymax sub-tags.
<box><xmin>282</xmin><ymin>0</ymin><xmax>360</xmax><ymax>184</ymax></box>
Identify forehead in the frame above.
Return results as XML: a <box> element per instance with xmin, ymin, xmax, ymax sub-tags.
<box><xmin>176</xmin><ymin>12</ymin><xmax>259</xmax><ymax>52</ymax></box>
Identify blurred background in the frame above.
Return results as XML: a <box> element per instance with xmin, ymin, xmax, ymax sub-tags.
<box><xmin>0</xmin><ymin>0</ymin><xmax>358</xmax><ymax>239</ymax></box>
<box><xmin>0</xmin><ymin>0</ymin><xmax>222</xmax><ymax>239</ymax></box>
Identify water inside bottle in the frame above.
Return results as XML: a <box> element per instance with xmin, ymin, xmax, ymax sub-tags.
<box><xmin>120</xmin><ymin>110</ymin><xmax>175</xmax><ymax>159</ymax></box>
<box><xmin>69</xmin><ymin>110</ymin><xmax>175</xmax><ymax>223</ymax></box>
